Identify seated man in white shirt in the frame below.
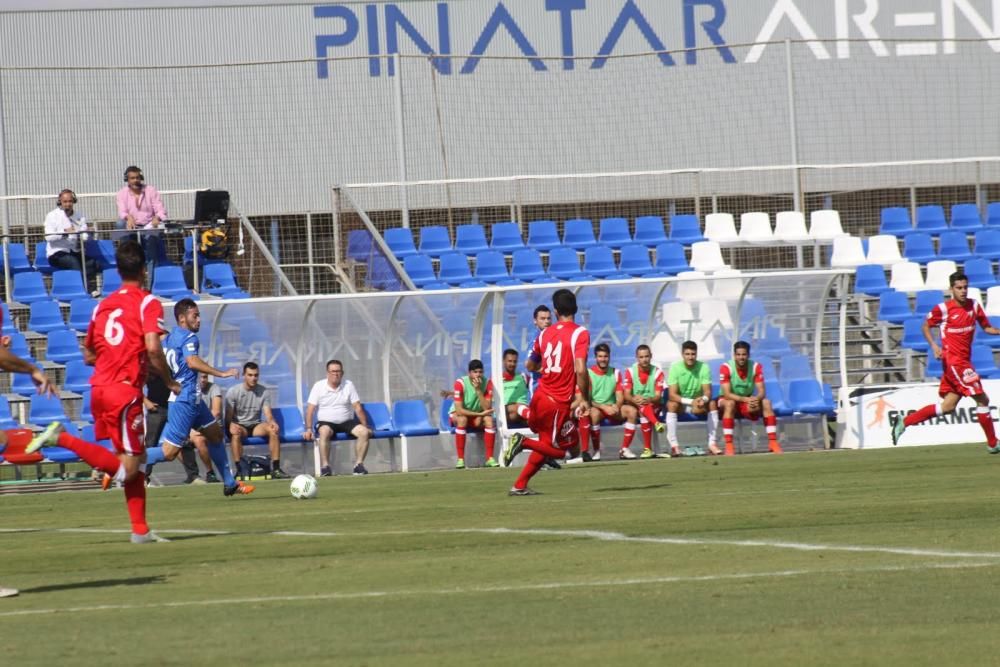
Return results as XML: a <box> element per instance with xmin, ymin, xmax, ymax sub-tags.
<box><xmin>303</xmin><ymin>359</ymin><xmax>373</xmax><ymax>477</ymax></box>
<box><xmin>45</xmin><ymin>189</ymin><xmax>99</xmax><ymax>295</ymax></box>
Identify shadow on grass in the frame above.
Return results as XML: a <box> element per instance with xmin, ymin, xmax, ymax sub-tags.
<box><xmin>593</xmin><ymin>483</ymin><xmax>672</xmax><ymax>492</ymax></box>
<box><xmin>22</xmin><ymin>575</ymin><xmax>167</xmax><ymax>593</ymax></box>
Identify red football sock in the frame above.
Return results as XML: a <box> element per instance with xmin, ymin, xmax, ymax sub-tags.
<box><xmin>520</xmin><ymin>436</ymin><xmax>565</xmax><ymax>459</ymax></box>
<box><xmin>722</xmin><ymin>417</ymin><xmax>735</xmax><ymax>446</ymax></box>
<box><xmin>454</xmin><ymin>429</ymin><xmax>466</xmax><ymax>459</ymax></box>
<box><xmin>621</xmin><ymin>423</ymin><xmax>636</xmax><ymax>449</ymax></box>
<box><xmin>640</xmin><ymin>422</ymin><xmax>652</xmax><ymax>448</ymax></box>
<box><xmin>57</xmin><ymin>433</ymin><xmax>121</xmax><ymax>474</ymax></box>
<box><xmin>484</xmin><ymin>428</ymin><xmax>496</xmax><ymax>459</ymax></box>
<box><xmin>640</xmin><ymin>403</ymin><xmax>659</xmax><ymax>425</ymax></box>
<box><xmin>904</xmin><ymin>404</ymin><xmax>940</xmax><ymax>427</ymax></box>
<box><xmin>516</xmin><ymin>404</ymin><xmax>530</xmax><ymax>420</ymax></box>
<box><xmin>514</xmin><ymin>451</ymin><xmax>546</xmax><ymax>490</ymax></box>
<box><xmin>578</xmin><ymin>416</ymin><xmax>591</xmax><ymax>452</ymax></box>
<box><xmin>977</xmin><ymin>407</ymin><xmax>997</xmax><ymax>446</ymax></box>
<box><xmin>124</xmin><ymin>472</ymin><xmax>148</xmax><ymax>535</ymax></box>
<box><xmin>764</xmin><ymin>415</ymin><xmax>778</xmax><ymax>444</ymax></box>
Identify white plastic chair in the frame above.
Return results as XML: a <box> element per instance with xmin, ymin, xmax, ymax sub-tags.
<box><xmin>650</xmin><ymin>332</ymin><xmax>681</xmax><ymax>365</ymax></box>
<box><xmin>738</xmin><ymin>212</ymin><xmax>773</xmax><ymax>244</ymax></box>
<box><xmin>985</xmin><ymin>286</ymin><xmax>1000</xmax><ymax>316</ymax></box>
<box><xmin>925</xmin><ymin>260</ymin><xmax>958</xmax><ymax>291</ymax></box>
<box><xmin>967</xmin><ymin>286</ymin><xmax>983</xmax><ymax>305</ymax></box>
<box><xmin>889</xmin><ymin>261</ymin><xmax>925</xmax><ymax>293</ymax></box>
<box><xmin>674</xmin><ymin>271</ymin><xmax>713</xmax><ymax>302</ymax></box>
<box><xmin>692</xmin><ymin>333</ymin><xmax>724</xmax><ymax>361</ymax></box>
<box><xmin>865</xmin><ymin>234</ymin><xmax>903</xmax><ymax>265</ymax></box>
<box><xmin>773</xmin><ymin>211</ymin><xmax>810</xmax><ymax>242</ymax></box>
<box><xmin>698</xmin><ymin>299</ymin><xmax>734</xmax><ymax>331</ymax></box>
<box><xmin>710</xmin><ymin>268</ymin><xmax>745</xmax><ymax>301</ymax></box>
<box><xmin>689</xmin><ymin>241</ymin><xmax>728</xmax><ymax>272</ymax></box>
<box><xmin>662</xmin><ymin>301</ymin><xmax>695</xmax><ymax>325</ymax></box>
<box><xmin>704</xmin><ymin>213</ymin><xmax>739</xmax><ymax>243</ymax></box>
<box><xmin>830</xmin><ymin>236</ymin><xmax>866</xmax><ymax>268</ymax></box>
<box><xmin>810</xmin><ymin>210</ymin><xmax>847</xmax><ymax>240</ymax></box>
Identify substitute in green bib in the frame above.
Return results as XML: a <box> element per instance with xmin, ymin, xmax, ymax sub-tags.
<box><xmin>718</xmin><ymin>341</ymin><xmax>782</xmax><ymax>455</ymax></box>
<box><xmin>666</xmin><ymin>340</ymin><xmax>720</xmax><ymax>456</ymax></box>
<box><xmin>502</xmin><ymin>349</ymin><xmax>532</xmax><ymax>426</ymax></box>
<box><xmin>569</xmin><ymin>342</ymin><xmax>625</xmax><ymax>463</ymax></box>
<box><xmin>621</xmin><ymin>344</ymin><xmax>667</xmax><ymax>459</ymax></box>
<box><xmin>449</xmin><ymin>359</ymin><xmax>497</xmax><ymax>469</ymax></box>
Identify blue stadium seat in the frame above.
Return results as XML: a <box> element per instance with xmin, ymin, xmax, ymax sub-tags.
<box><xmin>754</xmin><ymin>325</ymin><xmax>793</xmax><ymax>358</ymax></box>
<box><xmin>972</xmin><ymin>345</ymin><xmax>1000</xmax><ymax>378</ymax></box>
<box><xmin>63</xmin><ymin>359</ymin><xmax>94</xmax><ymax>393</ymax></box>
<box><xmin>669</xmin><ymin>214</ymin><xmax>705</xmax><ymax>244</ymax></box>
<box><xmin>418</xmin><ymin>226</ymin><xmax>452</xmax><ymax>258</ymax></box>
<box><xmin>33</xmin><ymin>242</ymin><xmax>54</xmax><ymax>275</ymax></box>
<box><xmin>951</xmin><ymin>203</ymin><xmax>983</xmax><ymax>230</ymax></box>
<box><xmin>366</xmin><ymin>255</ymin><xmax>402</xmax><ymax>291</ymax></box>
<box><xmin>455</xmin><ymin>224</ymin><xmax>489</xmax><ymax>256</ymax></box>
<box><xmin>778</xmin><ymin>354</ymin><xmax>813</xmax><ymax>384</ymax></box>
<box><xmin>0</xmin><ymin>303</ymin><xmax>15</xmax><ymax>335</ymax></box>
<box><xmin>938</xmin><ymin>230</ymin><xmax>974</xmax><ymax>262</ymax></box>
<box><xmin>80</xmin><ymin>389</ymin><xmax>93</xmax><ymax>422</ymax></box>
<box><xmin>28</xmin><ymin>299</ymin><xmax>66</xmax><ymax>334</ymax></box>
<box><xmin>46</xmin><ymin>328</ymin><xmax>84</xmax><ymax>364</ymax></box>
<box><xmin>618</xmin><ymin>244</ymin><xmax>662</xmax><ymax>278</ymax></box>
<box><xmin>0</xmin><ymin>397</ymin><xmax>17</xmax><ymax>430</ymax></box>
<box><xmin>510</xmin><ymin>248</ymin><xmax>548</xmax><ymax>282</ymax></box>
<box><xmin>437</xmin><ymin>252</ymin><xmax>473</xmax><ymax>286</ymax></box>
<box><xmin>635</xmin><ymin>215</ymin><xmax>668</xmax><ymax>248</ymax></box>
<box><xmin>653</xmin><ymin>242</ymin><xmax>690</xmax><ymax>274</ymax></box>
<box><xmin>346</xmin><ymin>229</ymin><xmax>374</xmax><ymax>262</ymax></box>
<box><xmin>879</xmin><ymin>207</ymin><xmax>913</xmax><ymax>237</ymax></box>
<box><xmin>582</xmin><ymin>246</ymin><xmax>622</xmax><ymax>279</ymax></box>
<box><xmin>764</xmin><ymin>380</ymin><xmax>793</xmax><ymax>416</ymax></box>
<box><xmin>51</xmin><ymin>270</ymin><xmax>89</xmax><ymax>302</ymax></box>
<box><xmin>587</xmin><ymin>303</ymin><xmax>623</xmax><ymax>340</ymax></box>
<box><xmin>786</xmin><ymin>379</ymin><xmax>834</xmax><ymax>414</ymax></box>
<box><xmin>362</xmin><ymin>402</ymin><xmax>401</xmax><ymax>438</ymax></box>
<box><xmin>392</xmin><ymin>400</ymin><xmax>439</xmax><ymax>436</ymax></box>
<box><xmin>11</xmin><ymin>364</ymin><xmax>39</xmax><ymax>396</ymax></box>
<box><xmin>901</xmin><ymin>317</ymin><xmax>930</xmax><ymax>352</ymax></box>
<box><xmin>1</xmin><ymin>243</ymin><xmax>33</xmax><ymax>274</ymax></box>
<box><xmin>902</xmin><ymin>233</ymin><xmax>937</xmax><ymax>263</ymax></box>
<box><xmin>963</xmin><ymin>258</ymin><xmax>996</xmax><ymax>290</ymax></box>
<box><xmin>546</xmin><ymin>247</ymin><xmax>585</xmax><ymax>281</ymax></box>
<box><xmin>384</xmin><ymin>227</ymin><xmax>418</xmax><ymax>259</ymax></box>
<box><xmin>915</xmin><ymin>205</ymin><xmax>948</xmax><ymax>235</ymax></box>
<box><xmin>273</xmin><ymin>406</ymin><xmax>306</xmax><ymax>443</ymax></box>
<box><xmin>853</xmin><ymin>264</ymin><xmax>891</xmax><ymax>296</ymax></box>
<box><xmin>152</xmin><ymin>266</ymin><xmax>191</xmax><ymax>299</ymax></box>
<box><xmin>877</xmin><ymin>291</ymin><xmax>912</xmax><ymax>324</ymax></box>
<box><xmin>913</xmin><ymin>289</ymin><xmax>944</xmax><ymax>316</ymax></box>
<box><xmin>473</xmin><ymin>250</ymin><xmax>510</xmax><ymax>284</ymax></box>
<box><xmin>974</xmin><ymin>229</ymin><xmax>1000</xmax><ymax>260</ymax></box>
<box><xmin>757</xmin><ymin>356</ymin><xmax>778</xmax><ymax>382</ymax></box>
<box><xmin>402</xmin><ymin>254</ymin><xmax>436</xmax><ymax>288</ymax></box>
<box><xmin>7</xmin><ymin>332</ymin><xmax>32</xmax><ymax>360</ymax></box>
<box><xmin>527</xmin><ymin>220</ymin><xmax>561</xmax><ymax>252</ymax></box>
<box><xmin>562</xmin><ymin>218</ymin><xmax>597</xmax><ymax>250</ymax></box>
<box><xmin>101</xmin><ymin>268</ymin><xmax>122</xmax><ymax>296</ymax></box>
<box><xmin>85</xmin><ymin>239</ymin><xmax>117</xmax><ymax>270</ymax></box>
<box><xmin>12</xmin><ymin>271</ymin><xmax>49</xmax><ymax>304</ymax></box>
<box><xmin>988</xmin><ymin>203</ymin><xmax>1000</xmax><ymax>228</ymax></box>
<box><xmin>201</xmin><ymin>263</ymin><xmax>239</xmax><ymax>295</ymax></box>
<box><xmin>598</xmin><ymin>217</ymin><xmax>632</xmax><ymax>249</ymax></box>
<box><xmin>925</xmin><ymin>354</ymin><xmax>942</xmax><ymax>379</ymax></box>
<box><xmin>489</xmin><ymin>222</ymin><xmax>525</xmax><ymax>253</ymax></box>
<box><xmin>29</xmin><ymin>393</ymin><xmax>69</xmax><ymax>426</ymax></box>
<box><xmin>439</xmin><ymin>398</ymin><xmax>455</xmax><ymax>433</ymax></box>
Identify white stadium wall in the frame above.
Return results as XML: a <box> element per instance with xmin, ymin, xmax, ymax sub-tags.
<box><xmin>0</xmin><ymin>1</ymin><xmax>999</xmax><ymax>216</ymax></box>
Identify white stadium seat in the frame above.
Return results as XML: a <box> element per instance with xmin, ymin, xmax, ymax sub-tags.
<box><xmin>704</xmin><ymin>213</ymin><xmax>739</xmax><ymax>243</ymax></box>
<box><xmin>689</xmin><ymin>241</ymin><xmax>728</xmax><ymax>272</ymax></box>
<box><xmin>774</xmin><ymin>211</ymin><xmax>810</xmax><ymax>242</ymax></box>
<box><xmin>889</xmin><ymin>261</ymin><xmax>925</xmax><ymax>293</ymax></box>
<box><xmin>865</xmin><ymin>234</ymin><xmax>903</xmax><ymax>265</ymax></box>
<box><xmin>830</xmin><ymin>236</ymin><xmax>866</xmax><ymax>268</ymax></box>
<box><xmin>738</xmin><ymin>212</ymin><xmax>773</xmax><ymax>243</ymax></box>
<box><xmin>810</xmin><ymin>210</ymin><xmax>847</xmax><ymax>240</ymax></box>
<box><xmin>924</xmin><ymin>260</ymin><xmax>958</xmax><ymax>291</ymax></box>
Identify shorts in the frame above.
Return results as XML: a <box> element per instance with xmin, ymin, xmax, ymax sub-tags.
<box><xmin>235</xmin><ymin>421</ymin><xmax>261</xmax><ymax>433</ymax></box>
<box><xmin>317</xmin><ymin>418</ymin><xmax>360</xmax><ymax>436</ymax></box>
<box><xmin>592</xmin><ymin>403</ymin><xmax>623</xmax><ymax>424</ymax></box>
<box><xmin>448</xmin><ymin>414</ymin><xmax>489</xmax><ymax>429</ymax></box>
<box><xmin>527</xmin><ymin>392</ymin><xmax>572</xmax><ymax>450</ymax></box>
<box><xmin>92</xmin><ymin>384</ymin><xmax>145</xmax><ymax>456</ymax></box>
<box><xmin>940</xmin><ymin>359</ymin><xmax>984</xmax><ymax>398</ymax></box>
<box><xmin>161</xmin><ymin>400</ymin><xmax>217</xmax><ymax>448</ymax></box>
<box><xmin>720</xmin><ymin>398</ymin><xmax>761</xmax><ymax>421</ymax></box>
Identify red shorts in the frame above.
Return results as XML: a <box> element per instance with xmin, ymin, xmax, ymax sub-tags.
<box><xmin>734</xmin><ymin>401</ymin><xmax>762</xmax><ymax>421</ymax></box>
<box><xmin>449</xmin><ymin>415</ymin><xmax>488</xmax><ymax>429</ymax></box>
<box><xmin>92</xmin><ymin>384</ymin><xmax>145</xmax><ymax>456</ymax></box>
<box><xmin>528</xmin><ymin>393</ymin><xmax>573</xmax><ymax>449</ymax></box>
<box><xmin>940</xmin><ymin>360</ymin><xmax>984</xmax><ymax>398</ymax></box>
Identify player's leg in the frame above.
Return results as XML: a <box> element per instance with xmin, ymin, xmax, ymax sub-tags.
<box><xmin>203</xmin><ymin>416</ymin><xmax>252</xmax><ymax>494</ymax></box>
<box><xmin>620</xmin><ymin>404</ymin><xmax>638</xmax><ymax>458</ymax></box>
<box><xmin>720</xmin><ymin>398</ymin><xmax>736</xmax><ymax>455</ymax></box>
<box><xmin>228</xmin><ymin>422</ymin><xmax>248</xmax><ymax>478</ymax></box>
<box><xmin>894</xmin><ymin>383</ymin><xmax>961</xmax><ymax>445</ymax></box>
<box><xmin>973</xmin><ymin>393</ymin><xmax>999</xmax><ymax>451</ymax></box>
<box><xmin>251</xmin><ymin>421</ymin><xmax>286</xmax><ymax>478</ymax></box>
<box><xmin>350</xmin><ymin>421</ymin><xmax>371</xmax><ymax>473</ymax></box>
<box><xmin>317</xmin><ymin>424</ymin><xmax>334</xmax><ymax>476</ymax></box>
<box><xmin>706</xmin><ymin>399</ymin><xmax>720</xmax><ymax>452</ymax></box>
<box><xmin>482</xmin><ymin>415</ymin><xmax>498</xmax><ymax>467</ymax></box>
<box><xmin>189</xmin><ymin>431</ymin><xmax>217</xmax><ymax>482</ymax></box>
<box><xmin>762</xmin><ymin>399</ymin><xmax>782</xmax><ymax>453</ymax></box>
<box><xmin>452</xmin><ymin>414</ymin><xmax>468</xmax><ymax>468</ymax></box>
<box><xmin>507</xmin><ymin>399</ymin><xmax>568</xmax><ymax>494</ymax></box>
<box><xmin>664</xmin><ymin>400</ymin><xmax>682</xmax><ymax>456</ymax></box>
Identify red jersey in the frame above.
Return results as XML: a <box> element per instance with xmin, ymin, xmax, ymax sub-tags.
<box><xmin>622</xmin><ymin>366</ymin><xmax>665</xmax><ymax>394</ymax></box>
<box><xmin>719</xmin><ymin>361</ymin><xmax>764</xmax><ymax>385</ymax></box>
<box><xmin>85</xmin><ymin>285</ymin><xmax>165</xmax><ymax>389</ymax></box>
<box><xmin>531</xmin><ymin>320</ymin><xmax>589</xmax><ymax>403</ymax></box>
<box><xmin>927</xmin><ymin>298</ymin><xmax>990</xmax><ymax>363</ymax></box>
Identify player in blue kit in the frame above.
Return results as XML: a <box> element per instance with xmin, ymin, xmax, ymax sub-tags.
<box><xmin>144</xmin><ymin>298</ymin><xmax>253</xmax><ymax>496</ymax></box>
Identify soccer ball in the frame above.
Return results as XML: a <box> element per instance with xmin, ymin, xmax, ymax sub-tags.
<box><xmin>290</xmin><ymin>474</ymin><xmax>318</xmax><ymax>499</ymax></box>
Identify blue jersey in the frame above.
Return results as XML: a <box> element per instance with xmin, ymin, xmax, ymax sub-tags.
<box><xmin>163</xmin><ymin>326</ymin><xmax>201</xmax><ymax>403</ymax></box>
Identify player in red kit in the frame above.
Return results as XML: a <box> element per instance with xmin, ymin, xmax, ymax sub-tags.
<box><xmin>892</xmin><ymin>271</ymin><xmax>1000</xmax><ymax>450</ymax></box>
<box><xmin>28</xmin><ymin>240</ymin><xmax>179</xmax><ymax>543</ymax></box>
<box><xmin>501</xmin><ymin>289</ymin><xmax>590</xmax><ymax>495</ymax></box>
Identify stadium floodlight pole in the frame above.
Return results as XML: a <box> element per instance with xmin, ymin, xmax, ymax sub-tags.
<box><xmin>784</xmin><ymin>39</ymin><xmax>803</xmax><ymax>213</ymax></box>
<box><xmin>392</xmin><ymin>52</ymin><xmax>410</xmax><ymax>229</ymax></box>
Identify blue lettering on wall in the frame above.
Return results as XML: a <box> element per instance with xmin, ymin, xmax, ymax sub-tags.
<box><xmin>385</xmin><ymin>3</ymin><xmax>452</xmax><ymax>76</ymax></box>
<box><xmin>461</xmin><ymin>2</ymin><xmax>547</xmax><ymax>74</ymax></box>
<box><xmin>545</xmin><ymin>0</ymin><xmax>585</xmax><ymax>71</ymax></box>
<box><xmin>683</xmin><ymin>0</ymin><xmax>735</xmax><ymax>64</ymax></box>
<box><xmin>366</xmin><ymin>4</ymin><xmax>381</xmax><ymax>76</ymax></box>
<box><xmin>592</xmin><ymin>0</ymin><xmax>674</xmax><ymax>69</ymax></box>
<box><xmin>314</xmin><ymin>5</ymin><xmax>359</xmax><ymax>79</ymax></box>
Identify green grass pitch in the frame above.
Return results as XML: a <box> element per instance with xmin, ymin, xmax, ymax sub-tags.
<box><xmin>3</xmin><ymin>445</ymin><xmax>1000</xmax><ymax>666</ymax></box>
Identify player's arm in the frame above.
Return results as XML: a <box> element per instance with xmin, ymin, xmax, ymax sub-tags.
<box><xmin>262</xmin><ymin>402</ymin><xmax>276</xmax><ymax>426</ymax></box>
<box><xmin>478</xmin><ymin>380</ymin><xmax>494</xmax><ymax>414</ymax></box>
<box><xmin>0</xmin><ymin>347</ymin><xmax>53</xmax><ymax>396</ymax></box>
<box><xmin>210</xmin><ymin>392</ymin><xmax>223</xmax><ymax>420</ymax></box>
<box><xmin>922</xmin><ymin>320</ymin><xmax>942</xmax><ymax>359</ymax></box>
<box><xmin>699</xmin><ymin>382</ymin><xmax>713</xmax><ymax>408</ymax></box>
<box><xmin>451</xmin><ymin>380</ymin><xmax>479</xmax><ymax>418</ymax></box>
<box><xmin>351</xmin><ymin>400</ymin><xmax>371</xmax><ymax>431</ymax></box>
<box><xmin>574</xmin><ymin>357</ymin><xmax>591</xmax><ymax>412</ymax></box>
<box><xmin>144</xmin><ymin>332</ymin><xmax>179</xmax><ymax>394</ymax></box>
<box><xmin>83</xmin><ymin>322</ymin><xmax>97</xmax><ymax>366</ymax></box>
<box><xmin>754</xmin><ymin>380</ymin><xmax>766</xmax><ymax>400</ymax></box>
<box><xmin>720</xmin><ymin>379</ymin><xmax>742</xmax><ymax>403</ymax></box>
<box><xmin>303</xmin><ymin>402</ymin><xmax>317</xmax><ymax>441</ymax></box>
<box><xmin>186</xmin><ymin>354</ymin><xmax>237</xmax><ymax>380</ymax></box>
<box><xmin>976</xmin><ymin>306</ymin><xmax>1000</xmax><ymax>336</ymax></box>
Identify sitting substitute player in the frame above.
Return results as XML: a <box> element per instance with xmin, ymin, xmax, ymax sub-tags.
<box><xmin>665</xmin><ymin>340</ymin><xmax>720</xmax><ymax>456</ymax></box>
<box><xmin>449</xmin><ymin>359</ymin><xmax>498</xmax><ymax>469</ymax></box>
<box><xmin>893</xmin><ymin>271</ymin><xmax>1000</xmax><ymax>450</ymax></box>
<box><xmin>502</xmin><ymin>348</ymin><xmax>532</xmax><ymax>427</ymax></box>
<box><xmin>575</xmin><ymin>342</ymin><xmax>625</xmax><ymax>462</ymax></box>
<box><xmin>620</xmin><ymin>344</ymin><xmax>666</xmax><ymax>459</ymax></box>
<box><xmin>718</xmin><ymin>341</ymin><xmax>782</xmax><ymax>456</ymax></box>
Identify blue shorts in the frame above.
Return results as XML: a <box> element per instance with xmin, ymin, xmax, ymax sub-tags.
<box><xmin>161</xmin><ymin>400</ymin><xmax>217</xmax><ymax>448</ymax></box>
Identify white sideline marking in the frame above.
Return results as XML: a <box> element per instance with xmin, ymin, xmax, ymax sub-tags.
<box><xmin>0</xmin><ymin>561</ymin><xmax>992</xmax><ymax>618</ymax></box>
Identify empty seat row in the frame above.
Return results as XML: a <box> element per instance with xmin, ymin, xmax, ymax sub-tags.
<box><xmin>880</xmin><ymin>204</ymin><xmax>1000</xmax><ymax>237</ymax></box>
<box><xmin>837</xmin><ymin>231</ymin><xmax>1000</xmax><ymax>269</ymax></box>
<box><xmin>705</xmin><ymin>210</ymin><xmax>846</xmax><ymax>243</ymax></box>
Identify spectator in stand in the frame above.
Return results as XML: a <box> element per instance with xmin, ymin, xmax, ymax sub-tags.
<box><xmin>303</xmin><ymin>359</ymin><xmax>372</xmax><ymax>476</ymax></box>
<box><xmin>116</xmin><ymin>165</ymin><xmax>166</xmax><ymax>276</ymax></box>
<box><xmin>226</xmin><ymin>361</ymin><xmax>287</xmax><ymax>480</ymax></box>
<box><xmin>44</xmin><ymin>189</ymin><xmax>99</xmax><ymax>295</ymax></box>
<box><xmin>448</xmin><ymin>359</ymin><xmax>498</xmax><ymax>469</ymax></box>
